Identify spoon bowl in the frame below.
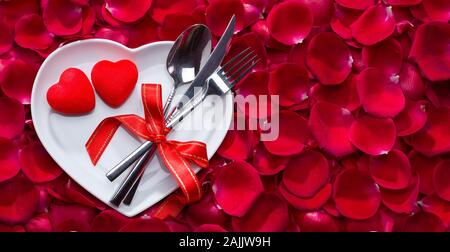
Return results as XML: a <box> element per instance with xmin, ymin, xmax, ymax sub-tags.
<box><xmin>164</xmin><ymin>24</ymin><xmax>212</xmax><ymax>114</ymax></box>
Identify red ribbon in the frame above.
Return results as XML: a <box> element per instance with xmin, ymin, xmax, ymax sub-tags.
<box><xmin>85</xmin><ymin>84</ymin><xmax>208</xmax><ymax>205</ymax></box>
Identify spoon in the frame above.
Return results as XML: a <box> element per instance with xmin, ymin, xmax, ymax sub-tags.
<box><xmin>164</xmin><ymin>25</ymin><xmax>212</xmax><ymax>115</ymax></box>
<box><xmin>110</xmin><ymin>24</ymin><xmax>212</xmax><ymax>206</ymax></box>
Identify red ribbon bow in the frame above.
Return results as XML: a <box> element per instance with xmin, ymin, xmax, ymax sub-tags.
<box><xmin>85</xmin><ymin>84</ymin><xmax>208</xmax><ymax>205</ymax></box>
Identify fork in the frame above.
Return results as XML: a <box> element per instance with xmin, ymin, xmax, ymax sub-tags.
<box><xmin>110</xmin><ymin>48</ymin><xmax>259</xmax><ymax>206</ymax></box>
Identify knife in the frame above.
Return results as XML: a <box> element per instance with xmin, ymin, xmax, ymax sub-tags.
<box><xmin>106</xmin><ymin>16</ymin><xmax>236</xmax><ymax>182</ymax></box>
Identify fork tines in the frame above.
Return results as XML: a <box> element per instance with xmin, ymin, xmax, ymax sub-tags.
<box><xmin>221</xmin><ymin>47</ymin><xmax>260</xmax><ymax>88</ymax></box>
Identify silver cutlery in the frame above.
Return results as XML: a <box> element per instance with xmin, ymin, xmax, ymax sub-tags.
<box><xmin>164</xmin><ymin>25</ymin><xmax>212</xmax><ymax>116</ymax></box>
<box><xmin>106</xmin><ymin>16</ymin><xmax>236</xmax><ymax>183</ymax></box>
<box><xmin>110</xmin><ymin>47</ymin><xmax>259</xmax><ymax>206</ymax></box>
<box><xmin>108</xmin><ymin>24</ymin><xmax>212</xmax><ymax>206</ymax></box>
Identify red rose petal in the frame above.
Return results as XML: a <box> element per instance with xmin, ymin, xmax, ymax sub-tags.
<box><xmin>158</xmin><ymin>13</ymin><xmax>196</xmax><ymax>41</ymax></box>
<box><xmin>195</xmin><ymin>224</ymin><xmax>227</xmax><ymax>232</ymax></box>
<box><xmin>394</xmin><ymin>99</ymin><xmax>427</xmax><ymax>136</ymax></box>
<box><xmin>185</xmin><ymin>191</ymin><xmax>229</xmax><ymax>228</ymax></box>
<box><xmin>105</xmin><ymin>0</ymin><xmax>152</xmax><ymax>23</ymax></box>
<box><xmin>293</xmin><ymin>210</ymin><xmax>342</xmax><ymax>232</ymax></box>
<box><xmin>407</xmin><ymin>107</ymin><xmax>450</xmax><ymax>156</ymax></box>
<box><xmin>91</xmin><ymin>210</ymin><xmax>130</xmax><ymax>232</ymax></box>
<box><xmin>25</xmin><ymin>213</ymin><xmax>52</xmax><ymax>232</ymax></box>
<box><xmin>44</xmin><ymin>174</ymin><xmax>70</xmax><ymax>202</ymax></box>
<box><xmin>15</xmin><ymin>14</ymin><xmax>54</xmax><ymax>50</ymax></box>
<box><xmin>42</xmin><ymin>0</ymin><xmax>83</xmax><ymax>36</ymax></box>
<box><xmin>268</xmin><ymin>63</ymin><xmax>309</xmax><ymax>107</ymax></box>
<box><xmin>213</xmin><ymin>161</ymin><xmax>263</xmax><ymax>217</ymax></box>
<box><xmin>409</xmin><ymin>151</ymin><xmax>440</xmax><ymax>195</ymax></box>
<box><xmin>0</xmin><ymin>59</ymin><xmax>38</xmax><ymax>104</ymax></box>
<box><xmin>348</xmin><ymin>47</ymin><xmax>367</xmax><ymax>72</ymax></box>
<box><xmin>49</xmin><ymin>204</ymin><xmax>96</xmax><ymax>232</ymax></box>
<box><xmin>423</xmin><ymin>0</ymin><xmax>450</xmax><ymax>22</ymax></box>
<box><xmin>205</xmin><ymin>0</ymin><xmax>245</xmax><ymax>37</ymax></box>
<box><xmin>64</xmin><ymin>180</ymin><xmax>107</xmax><ymax>210</ymax></box>
<box><xmin>297</xmin><ymin>0</ymin><xmax>334</xmax><ymax>26</ymax></box>
<box><xmin>252</xmin><ymin>143</ymin><xmax>289</xmax><ymax>175</ymax></box>
<box><xmin>243</xmin><ymin>3</ymin><xmax>261</xmax><ymax>27</ymax></box>
<box><xmin>310</xmin><ymin>74</ymin><xmax>360</xmax><ymax>111</ymax></box>
<box><xmin>399</xmin><ymin>211</ymin><xmax>445</xmax><ymax>232</ymax></box>
<box><xmin>345</xmin><ymin>209</ymin><xmax>394</xmax><ymax>232</ymax></box>
<box><xmin>350</xmin><ymin>4</ymin><xmax>396</xmax><ymax>45</ymax></box>
<box><xmin>309</xmin><ymin>101</ymin><xmax>356</xmax><ymax>157</ymax></box>
<box><xmin>232</xmin><ymin>193</ymin><xmax>289</xmax><ymax>232</ymax></box>
<box><xmin>427</xmin><ymin>84</ymin><xmax>450</xmax><ymax>109</ymax></box>
<box><xmin>242</xmin><ymin>0</ymin><xmax>270</xmax><ymax>11</ymax></box>
<box><xmin>19</xmin><ymin>141</ymin><xmax>62</xmax><ymax>183</ymax></box>
<box><xmin>79</xmin><ymin>6</ymin><xmax>95</xmax><ymax>35</ymax></box>
<box><xmin>0</xmin><ymin>176</ymin><xmax>39</xmax><ymax>224</ymax></box>
<box><xmin>0</xmin><ymin>224</ymin><xmax>25</xmax><ymax>232</ymax></box>
<box><xmin>331</xmin><ymin>5</ymin><xmax>363</xmax><ymax>40</ymax></box>
<box><xmin>357</xmin><ymin>68</ymin><xmax>405</xmax><ymax>118</ymax></box>
<box><xmin>282</xmin><ymin>150</ymin><xmax>329</xmax><ymax>198</ymax></box>
<box><xmin>95</xmin><ymin>27</ymin><xmax>129</xmax><ymax>45</ymax></box>
<box><xmin>410</xmin><ymin>4</ymin><xmax>433</xmax><ymax>22</ymax></box>
<box><xmin>150</xmin><ymin>0</ymin><xmax>202</xmax><ymax>24</ymax></box>
<box><xmin>0</xmin><ymin>97</ymin><xmax>25</xmax><ymax>139</ymax></box>
<box><xmin>263</xmin><ymin>110</ymin><xmax>309</xmax><ymax>156</ymax></box>
<box><xmin>33</xmin><ymin>40</ymin><xmax>59</xmax><ymax>58</ymax></box>
<box><xmin>409</xmin><ymin>22</ymin><xmax>450</xmax><ymax>81</ymax></box>
<box><xmin>349</xmin><ymin>115</ymin><xmax>396</xmax><ymax>155</ymax></box>
<box><xmin>306</xmin><ymin>32</ymin><xmax>352</xmax><ymax>85</ymax></box>
<box><xmin>288</xmin><ymin>40</ymin><xmax>308</xmax><ymax>70</ymax></box>
<box><xmin>0</xmin><ymin>19</ymin><xmax>14</xmax><ymax>55</ymax></box>
<box><xmin>224</xmin><ymin>32</ymin><xmax>268</xmax><ymax>72</ymax></box>
<box><xmin>398</xmin><ymin>63</ymin><xmax>426</xmax><ymax>100</ymax></box>
<box><xmin>100</xmin><ymin>3</ymin><xmax>125</xmax><ymax>27</ymax></box>
<box><xmin>433</xmin><ymin>160</ymin><xmax>450</xmax><ymax>202</ymax></box>
<box><xmin>384</xmin><ymin>0</ymin><xmax>422</xmax><ymax>6</ymax></box>
<box><xmin>280</xmin><ymin>183</ymin><xmax>332</xmax><ymax>210</ymax></box>
<box><xmin>380</xmin><ymin>173</ymin><xmax>419</xmax><ymax>213</ymax></box>
<box><xmin>333</xmin><ymin>169</ymin><xmax>381</xmax><ymax>220</ymax></box>
<box><xmin>165</xmin><ymin>218</ymin><xmax>191</xmax><ymax>232</ymax></box>
<box><xmin>125</xmin><ymin>16</ymin><xmax>158</xmax><ymax>48</ymax></box>
<box><xmin>369</xmin><ymin>150</ymin><xmax>412</xmax><ymax>190</ymax></box>
<box><xmin>267</xmin><ymin>1</ymin><xmax>313</xmax><ymax>45</ymax></box>
<box><xmin>1</xmin><ymin>0</ymin><xmax>40</xmax><ymax>22</ymax></box>
<box><xmin>0</xmin><ymin>138</ymin><xmax>20</xmax><ymax>182</ymax></box>
<box><xmin>217</xmin><ymin>123</ymin><xmax>256</xmax><ymax>161</ymax></box>
<box><xmin>119</xmin><ymin>218</ymin><xmax>171</xmax><ymax>232</ymax></box>
<box><xmin>336</xmin><ymin>0</ymin><xmax>374</xmax><ymax>10</ymax></box>
<box><xmin>421</xmin><ymin>195</ymin><xmax>450</xmax><ymax>226</ymax></box>
<box><xmin>362</xmin><ymin>38</ymin><xmax>403</xmax><ymax>76</ymax></box>
<box><xmin>317</xmin><ymin>74</ymin><xmax>359</xmax><ymax>106</ymax></box>
<box><xmin>251</xmin><ymin>20</ymin><xmax>270</xmax><ymax>45</ymax></box>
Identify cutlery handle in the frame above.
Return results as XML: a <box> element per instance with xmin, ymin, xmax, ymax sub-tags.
<box><xmin>163</xmin><ymin>87</ymin><xmax>176</xmax><ymax>116</ymax></box>
<box><xmin>123</xmin><ymin>145</ymin><xmax>158</xmax><ymax>205</ymax></box>
<box><xmin>106</xmin><ymin>141</ymin><xmax>153</xmax><ymax>181</ymax></box>
<box><xmin>110</xmin><ymin>148</ymin><xmax>153</xmax><ymax>206</ymax></box>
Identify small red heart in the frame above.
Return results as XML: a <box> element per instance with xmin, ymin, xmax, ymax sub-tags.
<box><xmin>91</xmin><ymin>60</ymin><xmax>138</xmax><ymax>107</ymax></box>
<box><xmin>47</xmin><ymin>68</ymin><xmax>95</xmax><ymax>114</ymax></box>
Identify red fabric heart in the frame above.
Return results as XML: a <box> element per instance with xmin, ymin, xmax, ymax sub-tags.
<box><xmin>46</xmin><ymin>68</ymin><xmax>95</xmax><ymax>115</ymax></box>
<box><xmin>91</xmin><ymin>59</ymin><xmax>138</xmax><ymax>107</ymax></box>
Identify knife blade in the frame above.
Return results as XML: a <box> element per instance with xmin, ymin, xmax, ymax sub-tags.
<box><xmin>173</xmin><ymin>15</ymin><xmax>236</xmax><ymax>110</ymax></box>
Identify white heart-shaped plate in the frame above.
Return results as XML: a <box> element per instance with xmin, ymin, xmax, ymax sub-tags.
<box><xmin>31</xmin><ymin>39</ymin><xmax>233</xmax><ymax>217</ymax></box>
